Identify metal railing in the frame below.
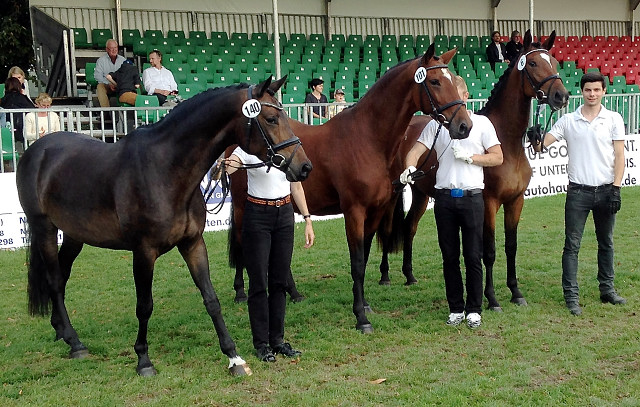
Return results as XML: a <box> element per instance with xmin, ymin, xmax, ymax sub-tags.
<box><xmin>3</xmin><ymin>94</ymin><xmax>638</xmax><ymax>174</ymax></box>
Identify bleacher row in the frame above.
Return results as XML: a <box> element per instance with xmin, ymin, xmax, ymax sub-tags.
<box><xmin>73</xmin><ymin>28</ymin><xmax>640</xmax><ymax>102</ymax></box>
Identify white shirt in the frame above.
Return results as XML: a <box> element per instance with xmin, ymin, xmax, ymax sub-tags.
<box><xmin>24</xmin><ymin>111</ymin><xmax>61</xmax><ymax>144</ymax></box>
<box><xmin>548</xmin><ymin>104</ymin><xmax>625</xmax><ymax>186</ymax></box>
<box><xmin>142</xmin><ymin>66</ymin><xmax>178</xmax><ymax>95</ymax></box>
<box><xmin>232</xmin><ymin>147</ymin><xmax>291</xmax><ymax>199</ymax></box>
<box><xmin>417</xmin><ymin>112</ymin><xmax>500</xmax><ymax>190</ymax></box>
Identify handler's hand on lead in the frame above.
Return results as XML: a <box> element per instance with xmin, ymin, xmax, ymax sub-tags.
<box><xmin>526</xmin><ymin>124</ymin><xmax>543</xmax><ymax>146</ymax></box>
<box><xmin>399</xmin><ymin>166</ymin><xmax>416</xmax><ymax>185</ymax></box>
<box><xmin>610</xmin><ymin>186</ymin><xmax>621</xmax><ymax>214</ymax></box>
<box><xmin>452</xmin><ymin>145</ymin><xmax>473</xmax><ymax>164</ymax></box>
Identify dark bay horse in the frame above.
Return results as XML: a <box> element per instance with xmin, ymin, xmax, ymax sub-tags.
<box><xmin>229</xmin><ymin>45</ymin><xmax>473</xmax><ymax>333</ymax></box>
<box><xmin>16</xmin><ymin>77</ymin><xmax>312</xmax><ymax>376</ymax></box>
<box><xmin>377</xmin><ymin>30</ymin><xmax>569</xmax><ymax>310</ymax></box>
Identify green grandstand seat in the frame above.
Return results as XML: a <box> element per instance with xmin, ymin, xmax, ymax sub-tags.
<box><xmin>345</xmin><ymin>33</ymin><xmax>362</xmax><ymax>45</ymax></box>
<box><xmin>178</xmin><ymin>83</ymin><xmax>206</xmax><ymax>98</ymax></box>
<box><xmin>211</xmin><ymin>31</ymin><xmax>228</xmax><ymax>42</ymax></box>
<box><xmin>465</xmin><ymin>36</ymin><xmax>479</xmax><ymax>50</ymax></box>
<box><xmin>91</xmin><ymin>29</ymin><xmax>113</xmax><ymax>48</ymax></box>
<box><xmin>166</xmin><ymin>30</ymin><xmax>185</xmax><ymax>43</ymax></box>
<box><xmin>626</xmin><ymin>84</ymin><xmax>640</xmax><ymax>93</ymax></box>
<box><xmin>359</xmin><ymin>62</ymin><xmax>379</xmax><ymax>74</ymax></box>
<box><xmin>472</xmin><ymin>88</ymin><xmax>490</xmax><ymax>99</ymax></box>
<box><xmin>135</xmin><ymin>95</ymin><xmax>164</xmax><ymax>123</ymax></box>
<box><xmin>449</xmin><ymin>35</ymin><xmax>464</xmax><ymax>50</ymax></box>
<box><xmin>455</xmin><ymin>54</ymin><xmax>471</xmax><ymax>69</ymax></box>
<box><xmin>331</xmin><ymin>34</ymin><xmax>346</xmax><ymax>46</ymax></box>
<box><xmin>480</xmin><ymin>35</ymin><xmax>492</xmax><ymax>48</ymax></box>
<box><xmin>285</xmin><ymin>81</ymin><xmax>306</xmax><ymax>94</ymax></box>
<box><xmin>188</xmin><ymin>31</ymin><xmax>207</xmax><ymax>46</ymax></box>
<box><xmin>84</xmin><ymin>62</ymin><xmax>98</xmax><ymax>88</ymax></box>
<box><xmin>122</xmin><ymin>29</ymin><xmax>141</xmax><ymax>48</ymax></box>
<box><xmin>380</xmin><ymin>62</ymin><xmax>395</xmax><ymax>74</ymax></box>
<box><xmin>434</xmin><ymin>34</ymin><xmax>448</xmax><ymax>47</ymax></box>
<box><xmin>2</xmin><ymin>127</ymin><xmax>19</xmax><ymax>166</ymax></box>
<box><xmin>164</xmin><ymin>53</ymin><xmax>187</xmax><ymax>65</ymax></box>
<box><xmin>308</xmin><ymin>33</ymin><xmax>325</xmax><ymax>44</ymax></box>
<box><xmin>399</xmin><ymin>48</ymin><xmax>416</xmax><ymax>61</ymax></box>
<box><xmin>72</xmin><ymin>28</ymin><xmax>91</xmax><ymax>48</ymax></box>
<box><xmin>144</xmin><ymin>30</ymin><xmax>164</xmax><ymax>45</ymax></box>
<box><xmin>416</xmin><ymin>42</ymin><xmax>430</xmax><ymax>55</ymax></box>
<box><xmin>382</xmin><ymin>35</ymin><xmax>397</xmax><ymax>47</ymax></box>
<box><xmin>282</xmin><ymin>91</ymin><xmax>305</xmax><ymax>104</ymax></box>
<box><xmin>231</xmin><ymin>32</ymin><xmax>249</xmax><ymax>46</ymax></box>
<box><xmin>133</xmin><ymin>38</ymin><xmax>150</xmax><ymax>56</ymax></box>
<box><xmin>365</xmin><ymin>34</ymin><xmax>381</xmax><ymax>47</ymax></box>
<box><xmin>334</xmin><ymin>81</ymin><xmax>354</xmax><ymax>95</ymax></box>
<box><xmin>494</xmin><ymin>62</ymin><xmax>508</xmax><ymax>77</ymax></box>
<box><xmin>612</xmin><ymin>76</ymin><xmax>626</xmax><ymax>86</ymax></box>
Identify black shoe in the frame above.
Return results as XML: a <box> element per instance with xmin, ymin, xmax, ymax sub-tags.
<box><xmin>272</xmin><ymin>342</ymin><xmax>302</xmax><ymax>358</ymax></box>
<box><xmin>600</xmin><ymin>292</ymin><xmax>627</xmax><ymax>305</ymax></box>
<box><xmin>256</xmin><ymin>346</ymin><xmax>276</xmax><ymax>362</ymax></box>
<box><xmin>566</xmin><ymin>302</ymin><xmax>582</xmax><ymax>316</ymax></box>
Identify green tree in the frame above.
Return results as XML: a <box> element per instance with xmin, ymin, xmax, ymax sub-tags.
<box><xmin>0</xmin><ymin>0</ymin><xmax>33</xmax><ymax>80</ymax></box>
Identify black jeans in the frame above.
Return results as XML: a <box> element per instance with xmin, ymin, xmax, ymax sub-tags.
<box><xmin>434</xmin><ymin>191</ymin><xmax>485</xmax><ymax>314</ymax></box>
<box><xmin>242</xmin><ymin>201</ymin><xmax>294</xmax><ymax>349</ymax></box>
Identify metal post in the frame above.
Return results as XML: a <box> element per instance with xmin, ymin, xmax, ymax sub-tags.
<box><xmin>529</xmin><ymin>0</ymin><xmax>535</xmax><ymax>39</ymax></box>
<box><xmin>272</xmin><ymin>0</ymin><xmax>282</xmax><ymax>101</ymax></box>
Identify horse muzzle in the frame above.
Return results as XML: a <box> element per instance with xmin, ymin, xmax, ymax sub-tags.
<box><xmin>447</xmin><ymin>113</ymin><xmax>473</xmax><ymax>140</ymax></box>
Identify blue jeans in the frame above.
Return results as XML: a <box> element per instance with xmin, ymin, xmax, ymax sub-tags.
<box><xmin>434</xmin><ymin>191</ymin><xmax>485</xmax><ymax>314</ymax></box>
<box><xmin>562</xmin><ymin>183</ymin><xmax>617</xmax><ymax>303</ymax></box>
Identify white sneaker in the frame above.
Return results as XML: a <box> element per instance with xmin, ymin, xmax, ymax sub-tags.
<box><xmin>466</xmin><ymin>312</ymin><xmax>481</xmax><ymax>329</ymax></box>
<box><xmin>446</xmin><ymin>312</ymin><xmax>465</xmax><ymax>326</ymax></box>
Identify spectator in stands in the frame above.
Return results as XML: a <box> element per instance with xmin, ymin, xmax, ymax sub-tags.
<box><xmin>223</xmin><ymin>146</ymin><xmax>314</xmax><ymax>363</ymax></box>
<box><xmin>531</xmin><ymin>72</ymin><xmax>626</xmax><ymax>316</ymax></box>
<box><xmin>94</xmin><ymin>39</ymin><xmax>126</xmax><ymax>108</ymax></box>
<box><xmin>305</xmin><ymin>78</ymin><xmax>328</xmax><ymax>119</ymax></box>
<box><xmin>505</xmin><ymin>30</ymin><xmax>523</xmax><ymax>62</ymax></box>
<box><xmin>486</xmin><ymin>30</ymin><xmax>508</xmax><ymax>69</ymax></box>
<box><xmin>106</xmin><ymin>59</ymin><xmax>140</xmax><ymax>106</ymax></box>
<box><xmin>142</xmin><ymin>49</ymin><xmax>178</xmax><ymax>106</ymax></box>
<box><xmin>399</xmin><ymin>76</ymin><xmax>503</xmax><ymax>329</ymax></box>
<box><xmin>8</xmin><ymin>66</ymin><xmax>31</xmax><ymax>99</ymax></box>
<box><xmin>328</xmin><ymin>88</ymin><xmax>347</xmax><ymax>118</ymax></box>
<box><xmin>1</xmin><ymin>77</ymin><xmax>35</xmax><ymax>151</ymax></box>
<box><xmin>24</xmin><ymin>92</ymin><xmax>60</xmax><ymax>146</ymax></box>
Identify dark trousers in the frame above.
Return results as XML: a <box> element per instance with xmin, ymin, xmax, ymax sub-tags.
<box><xmin>153</xmin><ymin>93</ymin><xmax>167</xmax><ymax>105</ymax></box>
<box><xmin>434</xmin><ymin>192</ymin><xmax>485</xmax><ymax>314</ymax></box>
<box><xmin>242</xmin><ymin>201</ymin><xmax>294</xmax><ymax>349</ymax></box>
<box><xmin>562</xmin><ymin>183</ymin><xmax>616</xmax><ymax>303</ymax></box>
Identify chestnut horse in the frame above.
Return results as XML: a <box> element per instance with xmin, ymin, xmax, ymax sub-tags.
<box><xmin>229</xmin><ymin>45</ymin><xmax>473</xmax><ymax>333</ymax></box>
<box><xmin>378</xmin><ymin>30</ymin><xmax>569</xmax><ymax>310</ymax></box>
<box><xmin>16</xmin><ymin>77</ymin><xmax>312</xmax><ymax>376</ymax></box>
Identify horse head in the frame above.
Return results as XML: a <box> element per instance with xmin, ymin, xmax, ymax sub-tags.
<box><xmin>518</xmin><ymin>29</ymin><xmax>569</xmax><ymax>110</ymax></box>
<box><xmin>415</xmin><ymin>45</ymin><xmax>472</xmax><ymax>140</ymax></box>
<box><xmin>238</xmin><ymin>76</ymin><xmax>312</xmax><ymax>182</ymax></box>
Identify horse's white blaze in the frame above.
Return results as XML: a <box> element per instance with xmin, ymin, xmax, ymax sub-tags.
<box><xmin>441</xmin><ymin>68</ymin><xmax>453</xmax><ymax>83</ymax></box>
<box><xmin>540</xmin><ymin>53</ymin><xmax>552</xmax><ymax>68</ymax></box>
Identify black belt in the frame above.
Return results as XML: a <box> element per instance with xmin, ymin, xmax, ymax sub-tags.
<box><xmin>568</xmin><ymin>182</ymin><xmax>612</xmax><ymax>192</ymax></box>
<box><xmin>435</xmin><ymin>188</ymin><xmax>483</xmax><ymax>197</ymax></box>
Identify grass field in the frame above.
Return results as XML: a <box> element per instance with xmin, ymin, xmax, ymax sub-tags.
<box><xmin>2</xmin><ymin>188</ymin><xmax>640</xmax><ymax>406</ymax></box>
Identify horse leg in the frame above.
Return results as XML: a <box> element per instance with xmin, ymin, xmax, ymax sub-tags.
<box><xmin>482</xmin><ymin>200</ymin><xmax>502</xmax><ymax>311</ymax></box>
<box><xmin>377</xmin><ymin>201</ymin><xmax>394</xmax><ymax>285</ymax></box>
<box><xmin>131</xmin><ymin>248</ymin><xmax>159</xmax><ymax>376</ymax></box>
<box><xmin>31</xmin><ymin>220</ymin><xmax>88</xmax><ymax>357</ymax></box>
<box><xmin>286</xmin><ymin>268</ymin><xmax>305</xmax><ymax>302</ymax></box>
<box><xmin>178</xmin><ymin>238</ymin><xmax>250</xmax><ymax>376</ymax></box>
<box><xmin>363</xmin><ymin>232</ymin><xmax>375</xmax><ymax>313</ymax></box>
<box><xmin>233</xmin><ymin>264</ymin><xmax>248</xmax><ymax>303</ymax></box>
<box><xmin>344</xmin><ymin>214</ymin><xmax>373</xmax><ymax>333</ymax></box>
<box><xmin>401</xmin><ymin>187</ymin><xmax>430</xmax><ymax>285</ymax></box>
<box><xmin>504</xmin><ymin>198</ymin><xmax>527</xmax><ymax>306</ymax></box>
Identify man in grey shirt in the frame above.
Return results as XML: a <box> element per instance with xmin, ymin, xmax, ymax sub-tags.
<box><xmin>94</xmin><ymin>39</ymin><xmax>126</xmax><ymax>107</ymax></box>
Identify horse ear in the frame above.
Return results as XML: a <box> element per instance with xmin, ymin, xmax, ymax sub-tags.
<box><xmin>421</xmin><ymin>43</ymin><xmax>435</xmax><ymax>64</ymax></box>
<box><xmin>523</xmin><ymin>29</ymin><xmax>532</xmax><ymax>49</ymax></box>
<box><xmin>268</xmin><ymin>75</ymin><xmax>287</xmax><ymax>94</ymax></box>
<box><xmin>440</xmin><ymin>48</ymin><xmax>457</xmax><ymax>64</ymax></box>
<box><xmin>256</xmin><ymin>76</ymin><xmax>274</xmax><ymax>97</ymax></box>
<box><xmin>543</xmin><ymin>30</ymin><xmax>556</xmax><ymax>50</ymax></box>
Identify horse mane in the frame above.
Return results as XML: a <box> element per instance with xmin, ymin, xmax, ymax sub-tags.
<box><xmin>479</xmin><ymin>41</ymin><xmax>542</xmax><ymax>116</ymax></box>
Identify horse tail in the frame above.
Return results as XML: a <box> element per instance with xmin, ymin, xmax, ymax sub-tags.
<box><xmin>377</xmin><ymin>193</ymin><xmax>405</xmax><ymax>253</ymax></box>
<box><xmin>26</xmin><ymin>224</ymin><xmax>51</xmax><ymax>317</ymax></box>
<box><xmin>227</xmin><ymin>204</ymin><xmax>240</xmax><ymax>268</ymax></box>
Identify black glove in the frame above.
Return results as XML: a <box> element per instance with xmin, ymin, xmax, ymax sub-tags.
<box><xmin>526</xmin><ymin>124</ymin><xmax>543</xmax><ymax>147</ymax></box>
<box><xmin>609</xmin><ymin>186</ymin><xmax>621</xmax><ymax>214</ymax></box>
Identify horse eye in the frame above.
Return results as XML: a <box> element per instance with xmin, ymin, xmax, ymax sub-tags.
<box><xmin>266</xmin><ymin>116</ymin><xmax>278</xmax><ymax>125</ymax></box>
<box><xmin>429</xmin><ymin>79</ymin><xmax>440</xmax><ymax>86</ymax></box>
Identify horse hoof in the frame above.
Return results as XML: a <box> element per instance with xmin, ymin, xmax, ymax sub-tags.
<box><xmin>69</xmin><ymin>349</ymin><xmax>89</xmax><ymax>359</ymax></box>
<box><xmin>378</xmin><ymin>280</ymin><xmax>391</xmax><ymax>286</ymax></box>
<box><xmin>404</xmin><ymin>279</ymin><xmax>418</xmax><ymax>286</ymax></box>
<box><xmin>290</xmin><ymin>295</ymin><xmax>306</xmax><ymax>303</ymax></box>
<box><xmin>511</xmin><ymin>297</ymin><xmax>528</xmax><ymax>306</ymax></box>
<box><xmin>137</xmin><ymin>366</ymin><xmax>158</xmax><ymax>377</ymax></box>
<box><xmin>488</xmin><ymin>306</ymin><xmax>503</xmax><ymax>312</ymax></box>
<box><xmin>364</xmin><ymin>305</ymin><xmax>374</xmax><ymax>314</ymax></box>
<box><xmin>356</xmin><ymin>323</ymin><xmax>374</xmax><ymax>334</ymax></box>
<box><xmin>234</xmin><ymin>294</ymin><xmax>248</xmax><ymax>303</ymax></box>
<box><xmin>229</xmin><ymin>363</ymin><xmax>252</xmax><ymax>376</ymax></box>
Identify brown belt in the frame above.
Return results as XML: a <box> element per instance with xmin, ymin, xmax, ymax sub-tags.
<box><xmin>247</xmin><ymin>195</ymin><xmax>291</xmax><ymax>207</ymax></box>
